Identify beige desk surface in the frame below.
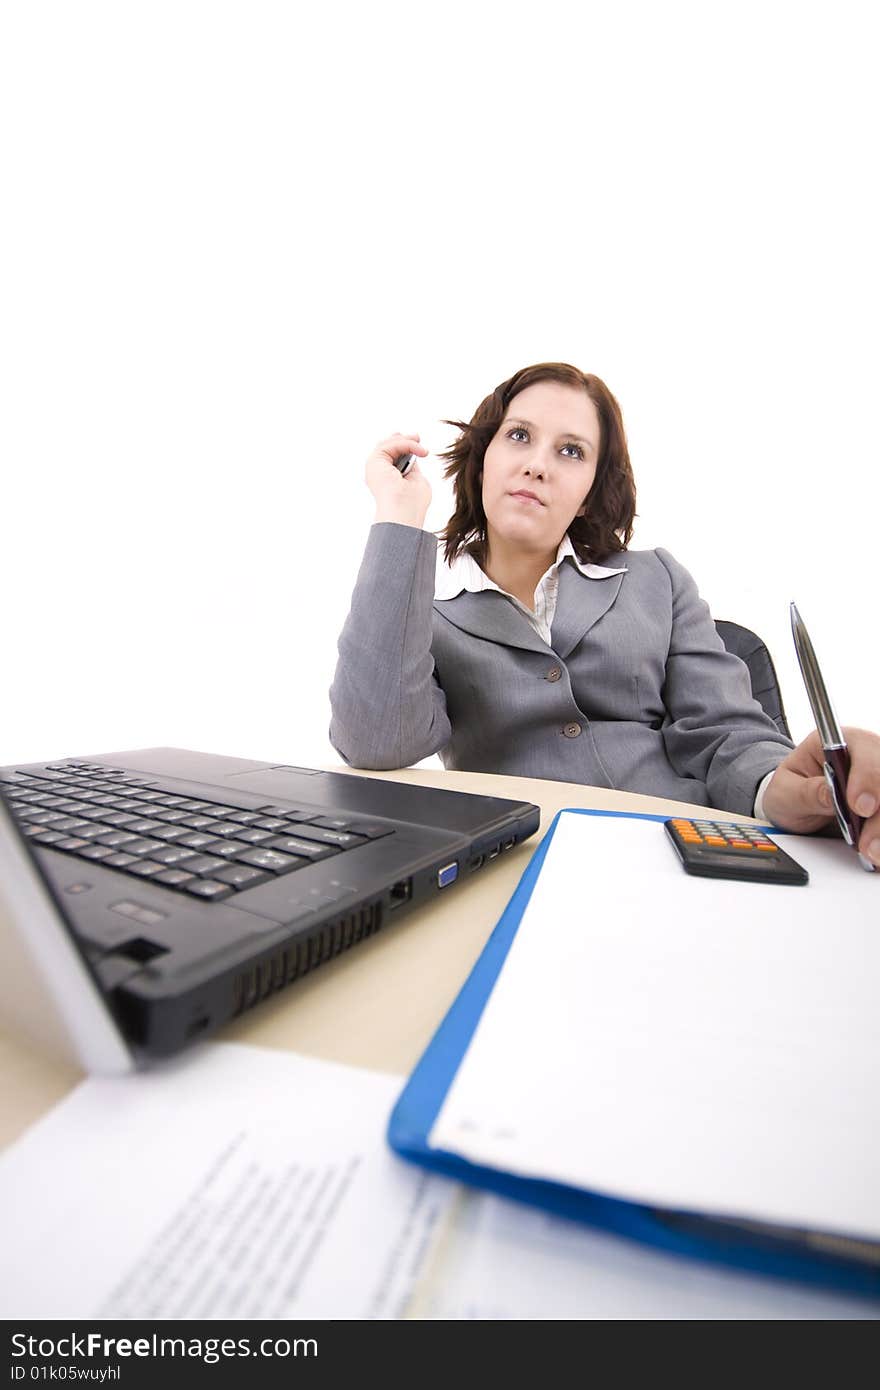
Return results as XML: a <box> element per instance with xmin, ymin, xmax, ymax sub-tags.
<box><xmin>0</xmin><ymin>768</ymin><xmax>759</xmax><ymax>1152</ymax></box>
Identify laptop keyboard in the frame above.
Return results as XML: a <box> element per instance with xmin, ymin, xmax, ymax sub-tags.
<box><xmin>2</xmin><ymin>762</ymin><xmax>394</xmax><ymax>902</ymax></box>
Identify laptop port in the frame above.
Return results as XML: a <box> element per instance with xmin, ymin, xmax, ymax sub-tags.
<box><xmin>389</xmin><ymin>878</ymin><xmax>412</xmax><ymax>909</ymax></box>
<box><xmin>502</xmin><ymin>836</ymin><xmax>516</xmax><ymax>851</ymax></box>
<box><xmin>469</xmin><ymin>854</ymin><xmax>485</xmax><ymax>871</ymax></box>
<box><xmin>437</xmin><ymin>862</ymin><xmax>458</xmax><ymax>888</ymax></box>
<box><xmin>488</xmin><ymin>845</ymin><xmax>501</xmax><ymax>860</ymax></box>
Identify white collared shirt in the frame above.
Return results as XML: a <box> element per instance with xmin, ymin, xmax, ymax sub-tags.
<box><xmin>434</xmin><ymin>533</ymin><xmax>626</xmax><ymax>647</ymax></box>
<box><xmin>433</xmin><ymin>533</ymin><xmax>776</xmax><ymax>820</ymax></box>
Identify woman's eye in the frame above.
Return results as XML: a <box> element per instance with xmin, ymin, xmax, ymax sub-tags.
<box><xmin>508</xmin><ymin>428</ymin><xmax>583</xmax><ymax>459</ymax></box>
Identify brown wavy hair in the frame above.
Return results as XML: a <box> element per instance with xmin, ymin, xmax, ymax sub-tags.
<box><xmin>438</xmin><ymin>362</ymin><xmax>636</xmax><ymax>565</ymax></box>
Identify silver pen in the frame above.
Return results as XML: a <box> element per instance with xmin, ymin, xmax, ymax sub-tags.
<box><xmin>790</xmin><ymin>602</ymin><xmax>874</xmax><ymax>871</ymax></box>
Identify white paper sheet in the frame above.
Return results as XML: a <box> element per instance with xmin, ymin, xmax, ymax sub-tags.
<box><xmin>0</xmin><ymin>1043</ymin><xmax>455</xmax><ymax>1319</ymax></box>
<box><xmin>0</xmin><ymin>1035</ymin><xmax>874</xmax><ymax>1319</ymax></box>
<box><xmin>429</xmin><ymin>813</ymin><xmax>880</xmax><ymax>1238</ymax></box>
<box><xmin>409</xmin><ymin>1190</ymin><xmax>878</xmax><ymax>1320</ymax></box>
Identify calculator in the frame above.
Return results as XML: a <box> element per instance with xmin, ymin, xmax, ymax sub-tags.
<box><xmin>664</xmin><ymin>818</ymin><xmax>809</xmax><ymax>886</ymax></box>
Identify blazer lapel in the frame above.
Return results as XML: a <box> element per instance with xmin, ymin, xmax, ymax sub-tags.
<box><xmin>433</xmin><ymin>590</ymin><xmax>551</xmax><ymax>656</ymax></box>
<box><xmin>550</xmin><ymin>558</ymin><xmax>627</xmax><ymax>660</ymax></box>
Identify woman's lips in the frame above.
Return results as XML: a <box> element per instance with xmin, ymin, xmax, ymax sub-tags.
<box><xmin>509</xmin><ymin>490</ymin><xmax>543</xmax><ymax>506</ymax></box>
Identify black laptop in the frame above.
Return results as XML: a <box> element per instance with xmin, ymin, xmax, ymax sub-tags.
<box><xmin>0</xmin><ymin>747</ymin><xmax>539</xmax><ymax>1067</ymax></box>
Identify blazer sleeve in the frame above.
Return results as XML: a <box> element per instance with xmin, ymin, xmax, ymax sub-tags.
<box><xmin>328</xmin><ymin>522</ymin><xmax>452</xmax><ymax>770</ymax></box>
<box><xmin>655</xmin><ymin>548</ymin><xmax>794</xmax><ymax>815</ymax></box>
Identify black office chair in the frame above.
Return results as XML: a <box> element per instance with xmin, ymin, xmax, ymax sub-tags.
<box><xmin>714</xmin><ymin>620</ymin><xmax>792</xmax><ymax>740</ymax></box>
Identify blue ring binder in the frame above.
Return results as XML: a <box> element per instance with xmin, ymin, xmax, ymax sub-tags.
<box><xmin>388</xmin><ymin>809</ymin><xmax>880</xmax><ymax>1302</ymax></box>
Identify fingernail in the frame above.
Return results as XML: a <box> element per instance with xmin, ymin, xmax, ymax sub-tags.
<box><xmin>868</xmin><ymin>839</ymin><xmax>880</xmax><ymax>867</ymax></box>
<box><xmin>819</xmin><ymin>784</ymin><xmax>833</xmax><ymax>809</ymax></box>
<box><xmin>855</xmin><ymin>793</ymin><xmax>878</xmax><ymax>817</ymax></box>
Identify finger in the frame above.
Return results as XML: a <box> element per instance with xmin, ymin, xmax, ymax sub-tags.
<box><xmin>857</xmin><ymin>811</ymin><xmax>880</xmax><ymax>867</ymax></box>
<box><xmin>373</xmin><ymin>435</ymin><xmax>428</xmax><ymax>455</ymax></box>
<box><xmin>805</xmin><ymin>772</ymin><xmax>834</xmax><ymax>818</ymax></box>
<box><xmin>842</xmin><ymin>728</ymin><xmax>880</xmax><ymax>821</ymax></box>
<box><xmin>764</xmin><ymin>765</ymin><xmax>833</xmax><ymax>832</ymax></box>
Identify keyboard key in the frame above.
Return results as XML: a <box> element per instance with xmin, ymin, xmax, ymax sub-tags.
<box><xmin>207</xmin><ymin>821</ymin><xmax>251</xmax><ymax>838</ymax></box>
<box><xmin>202</xmin><ymin>839</ymin><xmax>253</xmax><ymax>859</ymax></box>
<box><xmin>233</xmin><ymin>847</ymin><xmax>301</xmax><ymax>873</ymax></box>
<box><xmin>96</xmin><ymin>831</ymin><xmax>139</xmax><ymax>847</ymax></box>
<box><xmin>154</xmin><ymin>868</ymin><xmax>197</xmax><ymax>886</ymax></box>
<box><xmin>346</xmin><ymin>821</ymin><xmax>395</xmax><ymax>840</ymax></box>
<box><xmin>124</xmin><ymin>838</ymin><xmax>166</xmax><ymax>856</ymax></box>
<box><xmin>278</xmin><ymin>824</ymin><xmax>367</xmax><ymax>849</ymax></box>
<box><xmin>148</xmin><ymin>824</ymin><xmax>189</xmax><ymax>841</ymax></box>
<box><xmin>125</xmin><ymin>860</ymin><xmax>166</xmax><ymax>878</ymax></box>
<box><xmin>177</xmin><ymin>832</ymin><xmax>216</xmax><ymax>850</ymax></box>
<box><xmin>180</xmin><ymin>855</ymin><xmax>228</xmax><ymax>875</ymax></box>
<box><xmin>151</xmin><ymin>846</ymin><xmax>197</xmax><ymax>865</ymax></box>
<box><xmin>213</xmin><ymin>864</ymin><xmax>270</xmax><ymax>888</ymax></box>
<box><xmin>183</xmin><ymin>879</ymin><xmax>234</xmax><ymax>901</ymax></box>
<box><xmin>78</xmin><ymin>845</ymin><xmax>116</xmax><ymax>861</ymax></box>
<box><xmin>232</xmin><ymin>828</ymin><xmax>275</xmax><ymax>844</ymax></box>
<box><xmin>266</xmin><ymin>836</ymin><xmax>338</xmax><ymax>862</ymax></box>
<box><xmin>103</xmin><ymin>852</ymin><xmax>139</xmax><ymax>868</ymax></box>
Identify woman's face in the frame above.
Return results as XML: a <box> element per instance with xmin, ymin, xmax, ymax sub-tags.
<box><xmin>481</xmin><ymin>380</ymin><xmax>600</xmax><ymax>557</ymax></box>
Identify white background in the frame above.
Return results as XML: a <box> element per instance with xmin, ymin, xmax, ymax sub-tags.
<box><xmin>2</xmin><ymin>0</ymin><xmax>877</xmax><ymax>770</ymax></box>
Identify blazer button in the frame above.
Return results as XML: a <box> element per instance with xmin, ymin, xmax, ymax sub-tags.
<box><xmin>545</xmin><ymin>666</ymin><xmax>562</xmax><ymax>682</ymax></box>
<box><xmin>562</xmin><ymin>722</ymin><xmax>582</xmax><ymax>739</ymax></box>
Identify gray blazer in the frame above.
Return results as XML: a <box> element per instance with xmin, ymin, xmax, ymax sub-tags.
<box><xmin>329</xmin><ymin>523</ymin><xmax>794</xmax><ymax>815</ymax></box>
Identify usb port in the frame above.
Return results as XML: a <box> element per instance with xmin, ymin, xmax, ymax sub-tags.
<box><xmin>502</xmin><ymin>836</ymin><xmax>515</xmax><ymax>850</ymax></box>
<box><xmin>437</xmin><ymin>862</ymin><xmax>459</xmax><ymax>888</ymax></box>
<box><xmin>488</xmin><ymin>845</ymin><xmax>501</xmax><ymax>860</ymax></box>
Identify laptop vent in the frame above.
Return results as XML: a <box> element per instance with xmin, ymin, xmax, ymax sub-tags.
<box><xmin>231</xmin><ymin>901</ymin><xmax>384</xmax><ymax>1016</ymax></box>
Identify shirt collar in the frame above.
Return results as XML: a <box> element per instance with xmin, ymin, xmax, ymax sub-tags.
<box><xmin>434</xmin><ymin>533</ymin><xmax>626</xmax><ymax>601</ymax></box>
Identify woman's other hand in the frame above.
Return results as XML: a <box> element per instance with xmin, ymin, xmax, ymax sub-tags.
<box><xmin>366</xmin><ymin>432</ymin><xmax>432</xmax><ymax>529</ymax></box>
<box><xmin>762</xmin><ymin>727</ymin><xmax>880</xmax><ymax>866</ymax></box>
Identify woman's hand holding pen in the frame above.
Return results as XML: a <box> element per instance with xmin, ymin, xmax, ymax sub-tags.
<box><xmin>762</xmin><ymin>727</ymin><xmax>880</xmax><ymax>866</ymax></box>
<box><xmin>367</xmin><ymin>432</ymin><xmax>432</xmax><ymax>530</ymax></box>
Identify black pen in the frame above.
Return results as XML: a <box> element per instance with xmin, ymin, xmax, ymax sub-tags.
<box><xmin>790</xmin><ymin>602</ymin><xmax>874</xmax><ymax>871</ymax></box>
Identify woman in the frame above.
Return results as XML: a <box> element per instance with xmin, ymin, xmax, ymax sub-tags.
<box><xmin>329</xmin><ymin>362</ymin><xmax>880</xmax><ymax>855</ymax></box>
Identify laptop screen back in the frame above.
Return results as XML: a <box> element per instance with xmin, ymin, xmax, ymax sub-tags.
<box><xmin>0</xmin><ymin>790</ymin><xmax>135</xmax><ymax>1074</ymax></box>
